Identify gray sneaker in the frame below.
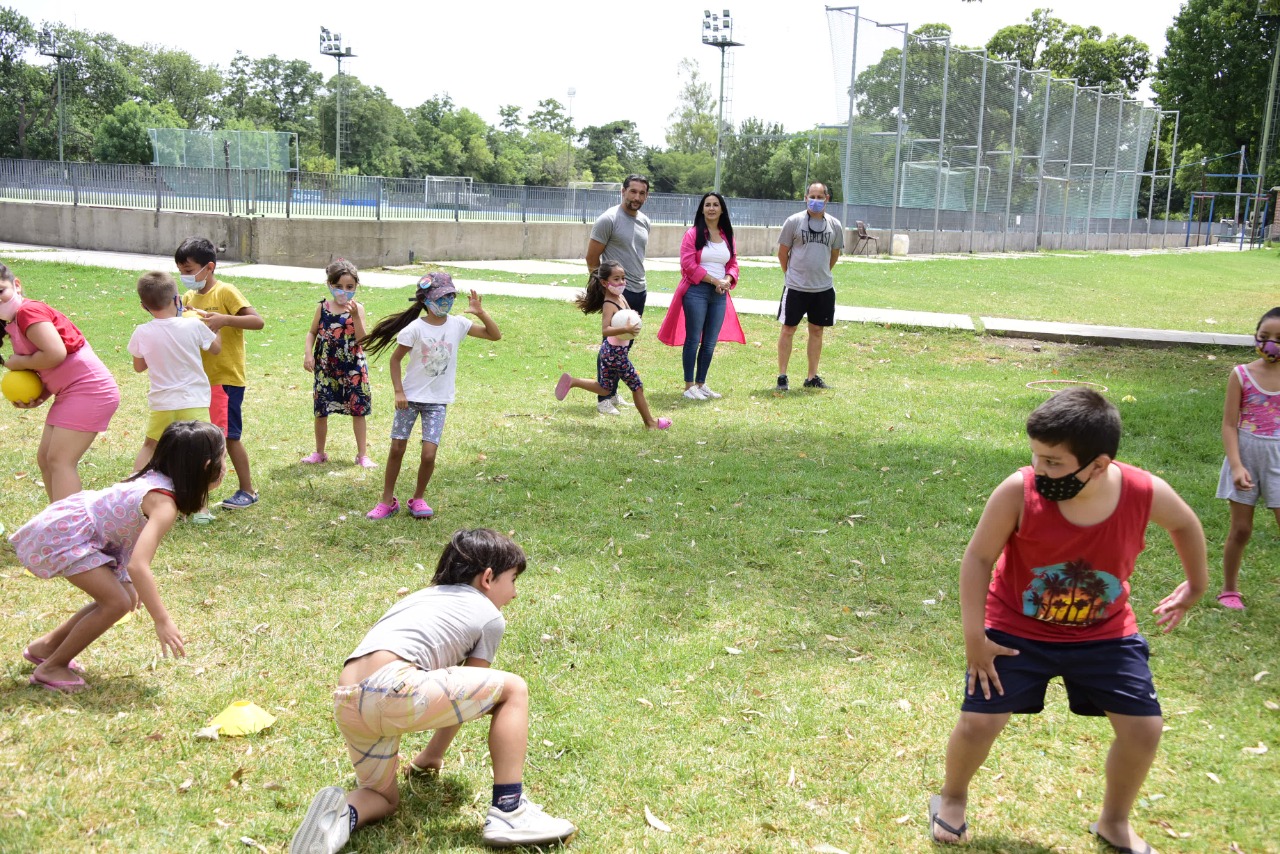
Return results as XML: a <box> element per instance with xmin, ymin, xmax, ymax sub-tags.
<box><xmin>290</xmin><ymin>786</ymin><xmax>350</xmax><ymax>854</ymax></box>
<box><xmin>611</xmin><ymin>394</ymin><xmax>632</xmax><ymax>407</ymax></box>
<box><xmin>483</xmin><ymin>797</ymin><xmax>577</xmax><ymax>848</ymax></box>
<box><xmin>597</xmin><ymin>399</ymin><xmax>620</xmax><ymax>415</ymax></box>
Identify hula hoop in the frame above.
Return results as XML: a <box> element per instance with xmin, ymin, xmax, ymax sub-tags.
<box><xmin>1025</xmin><ymin>380</ymin><xmax>1109</xmax><ymax>394</ymax></box>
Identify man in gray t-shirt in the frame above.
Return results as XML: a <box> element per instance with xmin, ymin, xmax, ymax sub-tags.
<box><xmin>585</xmin><ymin>174</ymin><xmax>651</xmax><ymax>413</ymax></box>
<box><xmin>776</xmin><ymin>182</ymin><xmax>844</xmax><ymax>391</ymax></box>
<box><xmin>586</xmin><ymin>174</ymin><xmax>651</xmax><ymax>314</ymax></box>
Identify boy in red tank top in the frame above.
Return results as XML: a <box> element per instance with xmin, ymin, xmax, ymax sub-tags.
<box><xmin>930</xmin><ymin>388</ymin><xmax>1207</xmax><ymax>854</ymax></box>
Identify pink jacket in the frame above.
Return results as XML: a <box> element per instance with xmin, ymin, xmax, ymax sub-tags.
<box><xmin>657</xmin><ymin>227</ymin><xmax>746</xmax><ymax>346</ymax></box>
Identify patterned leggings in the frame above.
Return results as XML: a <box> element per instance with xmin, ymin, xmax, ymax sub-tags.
<box><xmin>596</xmin><ymin>340</ymin><xmax>643</xmax><ymax>396</ymax></box>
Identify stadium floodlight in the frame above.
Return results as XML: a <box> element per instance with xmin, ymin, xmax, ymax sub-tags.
<box><xmin>37</xmin><ymin>29</ymin><xmax>71</xmax><ymax>165</ymax></box>
<box><xmin>701</xmin><ymin>9</ymin><xmax>743</xmax><ymax>192</ymax></box>
<box><xmin>319</xmin><ymin>26</ymin><xmax>357</xmax><ymax>173</ymax></box>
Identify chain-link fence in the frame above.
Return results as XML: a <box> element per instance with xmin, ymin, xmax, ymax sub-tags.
<box><xmin>825</xmin><ymin>8</ymin><xmax>1197</xmax><ymax>251</ymax></box>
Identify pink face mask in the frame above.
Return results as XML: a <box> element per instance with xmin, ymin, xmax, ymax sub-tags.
<box><xmin>0</xmin><ymin>291</ymin><xmax>24</xmax><ymax>323</ymax></box>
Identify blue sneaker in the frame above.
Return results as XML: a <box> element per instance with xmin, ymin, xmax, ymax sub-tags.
<box><xmin>220</xmin><ymin>489</ymin><xmax>259</xmax><ymax>509</ymax></box>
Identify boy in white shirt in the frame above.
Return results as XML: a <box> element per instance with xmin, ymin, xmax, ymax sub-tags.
<box><xmin>127</xmin><ymin>271</ymin><xmax>220</xmax><ymax>471</ymax></box>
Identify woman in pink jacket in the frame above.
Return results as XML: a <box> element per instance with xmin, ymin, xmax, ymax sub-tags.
<box><xmin>657</xmin><ymin>191</ymin><xmax>745</xmax><ymax>399</ymax></box>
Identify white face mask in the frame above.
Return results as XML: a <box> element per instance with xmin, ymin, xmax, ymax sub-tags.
<box><xmin>179</xmin><ymin>264</ymin><xmax>208</xmax><ymax>290</ymax></box>
<box><xmin>0</xmin><ymin>291</ymin><xmax>23</xmax><ymax>322</ymax></box>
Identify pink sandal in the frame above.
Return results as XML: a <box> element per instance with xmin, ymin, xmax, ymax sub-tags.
<box><xmin>555</xmin><ymin>373</ymin><xmax>572</xmax><ymax>401</ymax></box>
<box><xmin>408</xmin><ymin>498</ymin><xmax>434</xmax><ymax>519</ymax></box>
<box><xmin>300</xmin><ymin>452</ymin><xmax>328</xmax><ymax>464</ymax></box>
<box><xmin>1216</xmin><ymin>591</ymin><xmax>1246</xmax><ymax>611</ymax></box>
<box><xmin>650</xmin><ymin>417</ymin><xmax>672</xmax><ymax>430</ymax></box>
<box><xmin>29</xmin><ymin>671</ymin><xmax>86</xmax><ymax>694</ymax></box>
<box><xmin>23</xmin><ymin>647</ymin><xmax>84</xmax><ymax>674</ymax></box>
<box><xmin>366</xmin><ymin>499</ymin><xmax>400</xmax><ymax>520</ymax></box>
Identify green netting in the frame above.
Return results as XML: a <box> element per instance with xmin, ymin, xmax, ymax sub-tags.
<box><xmin>148</xmin><ymin>128</ymin><xmax>294</xmax><ymax>170</ymax></box>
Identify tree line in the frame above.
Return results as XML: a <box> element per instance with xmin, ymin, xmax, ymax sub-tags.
<box><xmin>0</xmin><ymin>2</ymin><xmax>1275</xmax><ymax>208</ymax></box>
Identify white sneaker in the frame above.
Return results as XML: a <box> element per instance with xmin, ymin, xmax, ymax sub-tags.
<box><xmin>483</xmin><ymin>797</ymin><xmax>577</xmax><ymax>848</ymax></box>
<box><xmin>683</xmin><ymin>386</ymin><xmax>708</xmax><ymax>400</ymax></box>
<box><xmin>611</xmin><ymin>394</ymin><xmax>633</xmax><ymax>408</ymax></box>
<box><xmin>698</xmin><ymin>385</ymin><xmax>722</xmax><ymax>399</ymax></box>
<box><xmin>597</xmin><ymin>399</ymin><xmax>620</xmax><ymax>415</ymax></box>
<box><xmin>291</xmin><ymin>786</ymin><xmax>350</xmax><ymax>854</ymax></box>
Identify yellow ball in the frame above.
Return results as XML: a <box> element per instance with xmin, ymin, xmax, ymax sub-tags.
<box><xmin>1</xmin><ymin>370</ymin><xmax>43</xmax><ymax>404</ymax></box>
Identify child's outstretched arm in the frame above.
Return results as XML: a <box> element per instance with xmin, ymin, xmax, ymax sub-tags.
<box><xmin>1221</xmin><ymin>368</ymin><xmax>1253</xmax><ymax>490</ymax></box>
<box><xmin>465</xmin><ymin>290</ymin><xmax>501</xmax><ymax>341</ymax></box>
<box><xmin>959</xmin><ymin>473</ymin><xmax>1023</xmax><ymax>700</ymax></box>
<box><xmin>1149</xmin><ymin>475</ymin><xmax>1209</xmax><ymax>632</ymax></box>
<box><xmin>127</xmin><ymin>491</ymin><xmax>186</xmax><ymax>657</ymax></box>
<box><xmin>303</xmin><ymin>304</ymin><xmax>322</xmax><ymax>372</ymax></box>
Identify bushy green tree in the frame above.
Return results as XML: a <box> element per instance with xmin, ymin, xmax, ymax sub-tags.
<box><xmin>987</xmin><ymin>9</ymin><xmax>1150</xmax><ymax>95</ymax></box>
<box><xmin>91</xmin><ymin>100</ymin><xmax>185</xmax><ymax>164</ymax></box>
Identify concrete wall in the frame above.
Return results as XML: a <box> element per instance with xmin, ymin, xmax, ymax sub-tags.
<box><xmin>0</xmin><ymin>200</ymin><xmax>1200</xmax><ymax>265</ymax></box>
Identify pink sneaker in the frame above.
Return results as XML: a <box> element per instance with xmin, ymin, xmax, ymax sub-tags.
<box><xmin>355</xmin><ymin>455</ymin><xmax>377</xmax><ymax>468</ymax></box>
<box><xmin>366</xmin><ymin>499</ymin><xmax>399</xmax><ymax>520</ymax></box>
<box><xmin>555</xmin><ymin>373</ymin><xmax>572</xmax><ymax>401</ymax></box>
<box><xmin>300</xmin><ymin>452</ymin><xmax>328</xmax><ymax>464</ymax></box>
<box><xmin>408</xmin><ymin>498</ymin><xmax>434</xmax><ymax>519</ymax></box>
<box><xmin>650</xmin><ymin>417</ymin><xmax>672</xmax><ymax>430</ymax></box>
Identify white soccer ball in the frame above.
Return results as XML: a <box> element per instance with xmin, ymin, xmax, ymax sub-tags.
<box><xmin>610</xmin><ymin>309</ymin><xmax>642</xmax><ymax>340</ymax></box>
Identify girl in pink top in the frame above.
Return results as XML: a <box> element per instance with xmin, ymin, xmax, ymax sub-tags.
<box><xmin>0</xmin><ymin>263</ymin><xmax>121</xmax><ymax>501</ymax></box>
<box><xmin>1214</xmin><ymin>306</ymin><xmax>1280</xmax><ymax>611</ymax></box>
<box><xmin>11</xmin><ymin>421</ymin><xmax>225</xmax><ymax>693</ymax></box>
<box><xmin>657</xmin><ymin>191</ymin><xmax>745</xmax><ymax>400</ymax></box>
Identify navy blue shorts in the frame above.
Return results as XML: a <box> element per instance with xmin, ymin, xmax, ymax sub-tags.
<box><xmin>210</xmin><ymin>384</ymin><xmax>246</xmax><ymax>441</ymax></box>
<box><xmin>961</xmin><ymin>628</ymin><xmax>1161</xmax><ymax>718</ymax></box>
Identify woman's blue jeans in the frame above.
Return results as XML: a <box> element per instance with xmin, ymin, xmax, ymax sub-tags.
<box><xmin>682</xmin><ymin>284</ymin><xmax>726</xmax><ymax>383</ymax></box>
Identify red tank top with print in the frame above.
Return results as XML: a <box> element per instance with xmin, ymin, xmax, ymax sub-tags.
<box><xmin>985</xmin><ymin>462</ymin><xmax>1153</xmax><ymax>642</ymax></box>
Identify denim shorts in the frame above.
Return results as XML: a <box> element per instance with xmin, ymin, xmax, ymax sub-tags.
<box><xmin>960</xmin><ymin>628</ymin><xmax>1161</xmax><ymax>717</ymax></box>
<box><xmin>390</xmin><ymin>401</ymin><xmax>447</xmax><ymax>444</ymax></box>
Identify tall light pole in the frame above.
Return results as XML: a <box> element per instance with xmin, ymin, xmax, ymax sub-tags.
<box><xmin>37</xmin><ymin>29</ymin><xmax>71</xmax><ymax>165</ymax></box>
<box><xmin>702</xmin><ymin>9</ymin><xmax>742</xmax><ymax>193</ymax></box>
<box><xmin>567</xmin><ymin>86</ymin><xmax>576</xmax><ymax>180</ymax></box>
<box><xmin>320</xmin><ymin>27</ymin><xmax>356</xmax><ymax>173</ymax></box>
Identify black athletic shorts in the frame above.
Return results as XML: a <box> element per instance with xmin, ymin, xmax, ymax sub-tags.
<box><xmin>777</xmin><ymin>286</ymin><xmax>835</xmax><ymax>327</ymax></box>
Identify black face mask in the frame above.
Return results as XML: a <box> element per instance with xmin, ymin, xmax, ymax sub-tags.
<box><xmin>1033</xmin><ymin>456</ymin><xmax>1097</xmax><ymax>502</ymax></box>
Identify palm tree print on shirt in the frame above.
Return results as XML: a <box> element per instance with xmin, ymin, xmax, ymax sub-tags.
<box><xmin>1021</xmin><ymin>559</ymin><xmax>1124</xmax><ymax>627</ymax></box>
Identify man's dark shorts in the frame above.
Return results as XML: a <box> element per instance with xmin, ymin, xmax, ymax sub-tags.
<box><xmin>777</xmin><ymin>286</ymin><xmax>835</xmax><ymax>328</ymax></box>
<box><xmin>960</xmin><ymin>628</ymin><xmax>1162</xmax><ymax>717</ymax></box>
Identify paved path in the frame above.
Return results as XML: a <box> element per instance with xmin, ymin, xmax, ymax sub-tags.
<box><xmin>0</xmin><ymin>240</ymin><xmax>1253</xmax><ymax>348</ymax></box>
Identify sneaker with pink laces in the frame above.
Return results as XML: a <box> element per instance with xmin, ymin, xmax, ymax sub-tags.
<box><xmin>407</xmin><ymin>498</ymin><xmax>434</xmax><ymax>519</ymax></box>
<box><xmin>355</xmin><ymin>455</ymin><xmax>377</xmax><ymax>468</ymax></box>
<box><xmin>366</xmin><ymin>498</ymin><xmax>399</xmax><ymax>520</ymax></box>
<box><xmin>300</xmin><ymin>452</ymin><xmax>328</xmax><ymax>464</ymax></box>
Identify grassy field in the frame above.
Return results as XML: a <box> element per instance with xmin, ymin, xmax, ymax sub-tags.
<box><xmin>430</xmin><ymin>248</ymin><xmax>1280</xmax><ymax>335</ymax></box>
<box><xmin>0</xmin><ymin>256</ymin><xmax>1276</xmax><ymax>853</ymax></box>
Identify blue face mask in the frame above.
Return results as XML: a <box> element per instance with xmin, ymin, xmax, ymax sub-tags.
<box><xmin>807</xmin><ymin>198</ymin><xmax>826</xmax><ymax>214</ymax></box>
<box><xmin>329</xmin><ymin>286</ymin><xmax>353</xmax><ymax>304</ymax></box>
<box><xmin>427</xmin><ymin>296</ymin><xmax>455</xmax><ymax>317</ymax></box>
<box><xmin>179</xmin><ymin>264</ymin><xmax>207</xmax><ymax>290</ymax></box>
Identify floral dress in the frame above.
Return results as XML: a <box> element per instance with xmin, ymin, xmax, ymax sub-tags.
<box><xmin>313</xmin><ymin>300</ymin><xmax>372</xmax><ymax>418</ymax></box>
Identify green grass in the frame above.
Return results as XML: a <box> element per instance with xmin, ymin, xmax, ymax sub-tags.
<box><xmin>0</xmin><ymin>256</ymin><xmax>1277</xmax><ymax>852</ymax></box>
<box><xmin>430</xmin><ymin>249</ymin><xmax>1280</xmax><ymax>335</ymax></box>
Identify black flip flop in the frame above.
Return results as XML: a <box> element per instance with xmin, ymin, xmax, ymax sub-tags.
<box><xmin>929</xmin><ymin>795</ymin><xmax>968</xmax><ymax>844</ymax></box>
<box><xmin>1090</xmin><ymin>822</ymin><xmax>1154</xmax><ymax>854</ymax></box>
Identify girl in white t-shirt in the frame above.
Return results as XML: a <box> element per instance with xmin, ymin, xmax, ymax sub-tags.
<box><xmin>358</xmin><ymin>273</ymin><xmax>501</xmax><ymax>520</ymax></box>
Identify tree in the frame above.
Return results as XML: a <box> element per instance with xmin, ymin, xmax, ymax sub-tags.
<box><xmin>528</xmin><ymin>98</ymin><xmax>572</xmax><ymax>136</ymax></box>
<box><xmin>721</xmin><ymin>117</ymin><xmax>792</xmax><ymax>198</ymax></box>
<box><xmin>666</xmin><ymin>58</ymin><xmax>717</xmax><ymax>154</ymax></box>
<box><xmin>577</xmin><ymin>121</ymin><xmax>645</xmax><ymax>182</ymax></box>
<box><xmin>315</xmin><ymin>74</ymin><xmax>412</xmax><ymax>175</ymax></box>
<box><xmin>140</xmin><ymin>47</ymin><xmax>222</xmax><ymax>128</ymax></box>
<box><xmin>0</xmin><ymin>6</ymin><xmax>48</xmax><ymax>159</ymax></box>
<box><xmin>1154</xmin><ymin>0</ymin><xmax>1280</xmax><ymax>185</ymax></box>
<box><xmin>987</xmin><ymin>9</ymin><xmax>1150</xmax><ymax>95</ymax></box>
<box><xmin>91</xmin><ymin>100</ymin><xmax>185</xmax><ymax>164</ymax></box>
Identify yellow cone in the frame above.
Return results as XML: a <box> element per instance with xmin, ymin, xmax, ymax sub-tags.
<box><xmin>208</xmin><ymin>700</ymin><xmax>276</xmax><ymax>736</ymax></box>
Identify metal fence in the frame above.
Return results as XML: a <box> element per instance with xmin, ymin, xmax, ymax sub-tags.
<box><xmin>825</xmin><ymin>8</ymin><xmax>1196</xmax><ymax>251</ymax></box>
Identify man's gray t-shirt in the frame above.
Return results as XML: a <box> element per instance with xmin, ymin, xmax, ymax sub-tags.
<box><xmin>778</xmin><ymin>211</ymin><xmax>844</xmax><ymax>292</ymax></box>
<box><xmin>590</xmin><ymin>204</ymin><xmax>651</xmax><ymax>293</ymax></box>
<box><xmin>347</xmin><ymin>584</ymin><xmax>505</xmax><ymax>671</ymax></box>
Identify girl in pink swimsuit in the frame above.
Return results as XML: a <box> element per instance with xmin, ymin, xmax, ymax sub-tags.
<box><xmin>0</xmin><ymin>263</ymin><xmax>120</xmax><ymax>501</ymax></box>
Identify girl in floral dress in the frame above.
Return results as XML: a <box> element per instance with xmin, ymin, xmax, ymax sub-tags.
<box><xmin>302</xmin><ymin>260</ymin><xmax>374</xmax><ymax>467</ymax></box>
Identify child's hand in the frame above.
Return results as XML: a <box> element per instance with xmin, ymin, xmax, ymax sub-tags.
<box><xmin>1230</xmin><ymin>464</ymin><xmax>1254</xmax><ymax>491</ymax></box>
<box><xmin>466</xmin><ymin>289</ymin><xmax>483</xmax><ymax>314</ymax></box>
<box><xmin>395</xmin><ymin>390</ymin><xmax>408</xmax><ymax>410</ymax></box>
<box><xmin>964</xmin><ymin>635</ymin><xmax>1019</xmax><ymax>700</ymax></box>
<box><xmin>10</xmin><ymin>390</ymin><xmax>50</xmax><ymax>410</ymax></box>
<box><xmin>303</xmin><ymin>354</ymin><xmax>315</xmax><ymax>372</ymax></box>
<box><xmin>155</xmin><ymin>618</ymin><xmax>186</xmax><ymax>657</ymax></box>
<box><xmin>198</xmin><ymin>310</ymin><xmax>230</xmax><ymax>332</ymax></box>
<box><xmin>1153</xmin><ymin>580</ymin><xmax>1202</xmax><ymax>632</ymax></box>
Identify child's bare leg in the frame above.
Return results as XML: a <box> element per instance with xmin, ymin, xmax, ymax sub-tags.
<box><xmin>31</xmin><ymin>567</ymin><xmax>132</xmax><ymax>683</ymax></box>
<box><xmin>380</xmin><ymin>439</ymin><xmax>408</xmax><ymax>503</ymax></box>
<box><xmin>487</xmin><ymin>673</ymin><xmax>530</xmax><ymax>784</ymax></box>
<box><xmin>314</xmin><ymin>416</ymin><xmax>328</xmax><ymax>455</ymax></box>
<box><xmin>567</xmin><ymin>377</ymin><xmax>610</xmax><ymax>396</ymax></box>
<box><xmin>935</xmin><ymin>711</ymin><xmax>1010</xmax><ymax>843</ymax></box>
<box><xmin>1222</xmin><ymin>500</ymin><xmax>1254</xmax><ymax>593</ymax></box>
<box><xmin>225</xmin><ymin>438</ymin><xmax>253</xmax><ymax>493</ymax></box>
<box><xmin>38</xmin><ymin>425</ymin><xmax>98</xmax><ymax>501</ymax></box>
<box><xmin>353</xmin><ymin>415</ymin><xmax>368</xmax><ymax>458</ymax></box>
<box><xmin>346</xmin><ymin>777</ymin><xmax>401</xmax><ymax>829</ymax></box>
<box><xmin>1095</xmin><ymin>713</ymin><xmax>1163</xmax><ymax>854</ymax></box>
<box><xmin>132</xmin><ymin>437</ymin><xmax>158</xmax><ymax>473</ymax></box>
<box><xmin>630</xmin><ymin>387</ymin><xmax>661</xmax><ymax>428</ymax></box>
<box><xmin>412</xmin><ymin>441</ymin><xmax>437</xmax><ymax>501</ymax></box>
